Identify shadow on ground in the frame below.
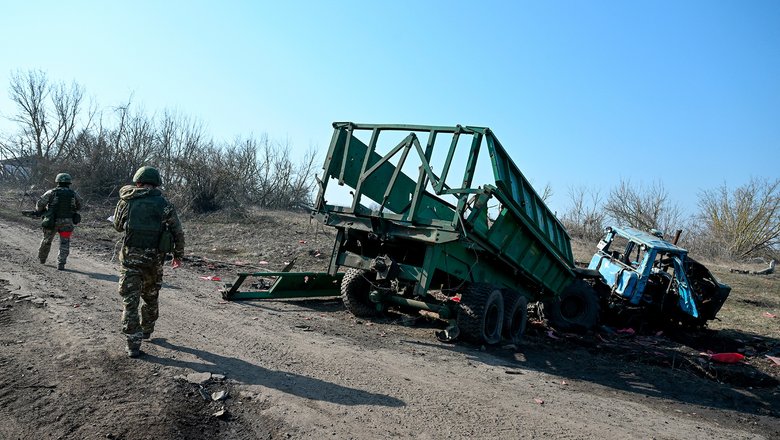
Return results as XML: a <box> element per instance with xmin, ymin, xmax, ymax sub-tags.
<box><xmin>403</xmin><ymin>326</ymin><xmax>780</xmax><ymax>419</ymax></box>
<box><xmin>145</xmin><ymin>337</ymin><xmax>405</xmax><ymax>408</ymax></box>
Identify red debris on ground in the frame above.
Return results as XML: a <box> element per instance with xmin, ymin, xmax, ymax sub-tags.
<box><xmin>708</xmin><ymin>353</ymin><xmax>745</xmax><ymax>364</ymax></box>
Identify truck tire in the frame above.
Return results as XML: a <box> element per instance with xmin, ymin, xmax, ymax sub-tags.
<box><xmin>502</xmin><ymin>290</ymin><xmax>529</xmax><ymax>346</ymax></box>
<box><xmin>341</xmin><ymin>269</ymin><xmax>379</xmax><ymax>317</ymax></box>
<box><xmin>545</xmin><ymin>280</ymin><xmax>600</xmax><ymax>332</ymax></box>
<box><xmin>458</xmin><ymin>283</ymin><xmax>504</xmax><ymax>345</ymax></box>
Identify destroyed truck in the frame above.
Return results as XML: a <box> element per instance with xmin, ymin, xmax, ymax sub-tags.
<box><xmin>222</xmin><ymin>122</ymin><xmax>730</xmax><ymax>344</ymax></box>
<box><xmin>587</xmin><ymin>226</ymin><xmax>731</xmax><ymax>329</ymax></box>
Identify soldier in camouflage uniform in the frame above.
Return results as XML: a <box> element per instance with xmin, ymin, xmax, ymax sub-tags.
<box><xmin>113</xmin><ymin>166</ymin><xmax>185</xmax><ymax>358</ymax></box>
<box><xmin>36</xmin><ymin>173</ymin><xmax>83</xmax><ymax>270</ymax></box>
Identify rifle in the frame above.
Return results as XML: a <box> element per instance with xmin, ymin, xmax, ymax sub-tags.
<box><xmin>21</xmin><ymin>210</ymin><xmax>44</xmax><ymax>218</ymax></box>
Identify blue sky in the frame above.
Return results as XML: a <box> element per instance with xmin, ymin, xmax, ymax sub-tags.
<box><xmin>1</xmin><ymin>1</ymin><xmax>778</xmax><ymax>215</ymax></box>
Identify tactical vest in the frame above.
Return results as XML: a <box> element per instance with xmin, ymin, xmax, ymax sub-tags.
<box><xmin>125</xmin><ymin>194</ymin><xmax>168</xmax><ymax>249</ymax></box>
<box><xmin>52</xmin><ymin>187</ymin><xmax>75</xmax><ymax>219</ymax></box>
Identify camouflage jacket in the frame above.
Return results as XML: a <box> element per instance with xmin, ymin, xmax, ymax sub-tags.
<box><xmin>113</xmin><ymin>185</ymin><xmax>185</xmax><ymax>260</ymax></box>
<box><xmin>36</xmin><ymin>186</ymin><xmax>83</xmax><ymax>226</ymax></box>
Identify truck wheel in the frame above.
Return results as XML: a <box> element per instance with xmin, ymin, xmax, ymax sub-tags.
<box><xmin>545</xmin><ymin>280</ymin><xmax>600</xmax><ymax>332</ymax></box>
<box><xmin>341</xmin><ymin>269</ymin><xmax>379</xmax><ymax>317</ymax></box>
<box><xmin>502</xmin><ymin>290</ymin><xmax>529</xmax><ymax>346</ymax></box>
<box><xmin>458</xmin><ymin>283</ymin><xmax>504</xmax><ymax>345</ymax></box>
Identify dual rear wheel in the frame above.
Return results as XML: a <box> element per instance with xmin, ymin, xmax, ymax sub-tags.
<box><xmin>341</xmin><ymin>270</ymin><xmax>530</xmax><ymax>346</ymax></box>
<box><xmin>457</xmin><ymin>284</ymin><xmax>529</xmax><ymax>346</ymax></box>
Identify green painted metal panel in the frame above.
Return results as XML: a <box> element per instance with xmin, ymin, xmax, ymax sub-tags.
<box><xmin>325</xmin><ymin>127</ymin><xmax>456</xmax><ymax>222</ymax></box>
<box><xmin>222</xmin><ymin>272</ymin><xmax>343</xmax><ymax>301</ymax></box>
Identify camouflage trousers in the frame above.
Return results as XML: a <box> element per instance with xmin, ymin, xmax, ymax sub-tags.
<box><xmin>38</xmin><ymin>223</ymin><xmax>74</xmax><ymax>265</ymax></box>
<box><xmin>118</xmin><ymin>247</ymin><xmax>165</xmax><ymax>346</ymax></box>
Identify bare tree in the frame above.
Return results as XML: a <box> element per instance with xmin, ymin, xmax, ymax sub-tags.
<box><xmin>156</xmin><ymin>108</ymin><xmax>208</xmax><ymax>188</ymax></box>
<box><xmin>539</xmin><ymin>182</ymin><xmax>554</xmax><ymax>203</ymax></box>
<box><xmin>7</xmin><ymin>70</ymin><xmax>84</xmax><ymax>174</ymax></box>
<box><xmin>561</xmin><ymin>185</ymin><xmax>606</xmax><ymax>240</ymax></box>
<box><xmin>603</xmin><ymin>179</ymin><xmax>684</xmax><ymax>235</ymax></box>
<box><xmin>698</xmin><ymin>177</ymin><xmax>780</xmax><ymax>259</ymax></box>
<box><xmin>2</xmin><ymin>72</ymin><xmax>319</xmax><ymax>211</ymax></box>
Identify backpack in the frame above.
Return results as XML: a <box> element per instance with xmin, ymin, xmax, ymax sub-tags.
<box><xmin>41</xmin><ymin>187</ymin><xmax>75</xmax><ymax>229</ymax></box>
<box><xmin>124</xmin><ymin>194</ymin><xmax>169</xmax><ymax>249</ymax></box>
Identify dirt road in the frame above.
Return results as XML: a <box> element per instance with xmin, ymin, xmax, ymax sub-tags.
<box><xmin>0</xmin><ymin>217</ymin><xmax>777</xmax><ymax>439</ymax></box>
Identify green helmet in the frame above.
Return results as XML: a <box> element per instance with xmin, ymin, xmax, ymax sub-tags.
<box><xmin>55</xmin><ymin>173</ymin><xmax>72</xmax><ymax>184</ymax></box>
<box><xmin>132</xmin><ymin>166</ymin><xmax>162</xmax><ymax>186</ymax></box>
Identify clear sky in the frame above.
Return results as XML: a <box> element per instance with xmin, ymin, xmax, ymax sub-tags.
<box><xmin>1</xmin><ymin>1</ymin><xmax>778</xmax><ymax>215</ymax></box>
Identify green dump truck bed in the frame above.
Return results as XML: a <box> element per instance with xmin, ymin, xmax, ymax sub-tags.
<box><xmin>314</xmin><ymin>122</ymin><xmax>575</xmax><ymax>298</ymax></box>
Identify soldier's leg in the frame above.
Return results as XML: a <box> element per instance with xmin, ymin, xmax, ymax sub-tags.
<box><xmin>57</xmin><ymin>230</ymin><xmax>73</xmax><ymax>269</ymax></box>
<box><xmin>140</xmin><ymin>262</ymin><xmax>164</xmax><ymax>337</ymax></box>
<box><xmin>118</xmin><ymin>265</ymin><xmax>144</xmax><ymax>356</ymax></box>
<box><xmin>38</xmin><ymin>228</ymin><xmax>56</xmax><ymax>263</ymax></box>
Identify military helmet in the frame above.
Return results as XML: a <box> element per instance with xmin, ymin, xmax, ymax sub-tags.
<box><xmin>132</xmin><ymin>166</ymin><xmax>162</xmax><ymax>186</ymax></box>
<box><xmin>55</xmin><ymin>173</ymin><xmax>72</xmax><ymax>184</ymax></box>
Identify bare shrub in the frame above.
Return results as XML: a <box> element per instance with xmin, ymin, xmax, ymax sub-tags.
<box><xmin>561</xmin><ymin>185</ymin><xmax>606</xmax><ymax>240</ymax></box>
<box><xmin>697</xmin><ymin>177</ymin><xmax>780</xmax><ymax>259</ymax></box>
<box><xmin>0</xmin><ymin>72</ymin><xmax>341</xmax><ymax>214</ymax></box>
<box><xmin>251</xmin><ymin>139</ymin><xmax>317</xmax><ymax>210</ymax></box>
<box><xmin>603</xmin><ymin>179</ymin><xmax>685</xmax><ymax>236</ymax></box>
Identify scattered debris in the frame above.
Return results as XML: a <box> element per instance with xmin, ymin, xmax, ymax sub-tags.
<box><xmin>702</xmin><ymin>352</ymin><xmax>745</xmax><ymax>364</ymax></box>
<box><xmin>763</xmin><ymin>312</ymin><xmax>777</xmax><ymax>319</ymax></box>
<box><xmin>199</xmin><ymin>275</ymin><xmax>222</xmax><ymax>281</ymax></box>
<box><xmin>212</xmin><ymin>408</ymin><xmax>228</xmax><ymax>418</ymax></box>
<box><xmin>533</xmin><ymin>398</ymin><xmax>544</xmax><ymax>405</ymax></box>
<box><xmin>730</xmin><ymin>260</ymin><xmax>775</xmax><ymax>275</ymax></box>
<box><xmin>766</xmin><ymin>355</ymin><xmax>780</xmax><ymax>366</ymax></box>
<box><xmin>185</xmin><ymin>372</ymin><xmax>212</xmax><ymax>385</ymax></box>
<box><xmin>753</xmin><ymin>260</ymin><xmax>776</xmax><ymax>275</ymax></box>
<box><xmin>211</xmin><ymin>390</ymin><xmax>228</xmax><ymax>401</ymax></box>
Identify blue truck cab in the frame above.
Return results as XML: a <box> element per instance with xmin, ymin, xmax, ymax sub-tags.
<box><xmin>588</xmin><ymin>226</ymin><xmax>731</xmax><ymax>326</ymax></box>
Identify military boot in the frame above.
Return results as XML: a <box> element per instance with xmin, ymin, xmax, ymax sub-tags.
<box><xmin>126</xmin><ymin>333</ymin><xmax>143</xmax><ymax>358</ymax></box>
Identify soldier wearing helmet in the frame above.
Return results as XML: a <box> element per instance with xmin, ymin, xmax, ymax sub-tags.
<box><xmin>112</xmin><ymin>166</ymin><xmax>185</xmax><ymax>358</ymax></box>
<box><xmin>35</xmin><ymin>172</ymin><xmax>83</xmax><ymax>270</ymax></box>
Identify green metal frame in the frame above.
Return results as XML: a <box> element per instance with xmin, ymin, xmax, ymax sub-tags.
<box><xmin>221</xmin><ymin>272</ymin><xmax>344</xmax><ymax>300</ymax></box>
<box><xmin>314</xmin><ymin>122</ymin><xmax>575</xmax><ymax>298</ymax></box>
